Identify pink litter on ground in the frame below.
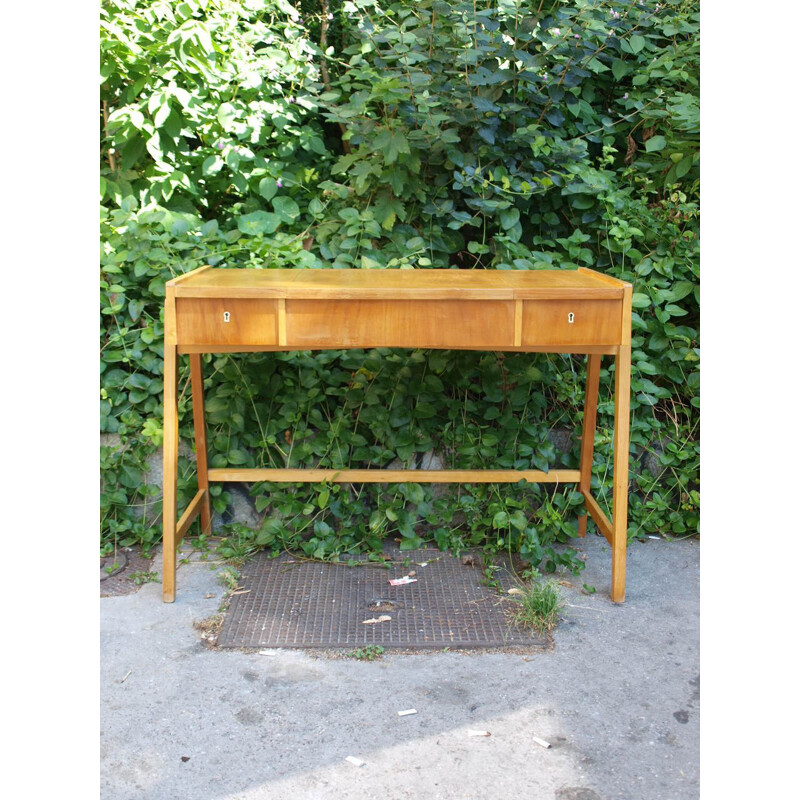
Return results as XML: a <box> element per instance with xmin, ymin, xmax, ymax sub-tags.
<box><xmin>389</xmin><ymin>575</ymin><xmax>418</xmax><ymax>586</ymax></box>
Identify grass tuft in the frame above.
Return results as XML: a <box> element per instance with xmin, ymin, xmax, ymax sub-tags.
<box><xmin>509</xmin><ymin>579</ymin><xmax>565</xmax><ymax>635</ymax></box>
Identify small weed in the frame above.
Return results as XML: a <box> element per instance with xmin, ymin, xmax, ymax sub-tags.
<box><xmin>508</xmin><ymin>579</ymin><xmax>565</xmax><ymax>635</ymax></box>
<box><xmin>480</xmin><ymin>562</ymin><xmax>501</xmax><ymax>590</ymax></box>
<box><xmin>218</xmin><ymin>568</ymin><xmax>240</xmax><ymax>592</ymax></box>
<box><xmin>581</xmin><ymin>583</ymin><xmax>596</xmax><ymax>595</ymax></box>
<box><xmin>345</xmin><ymin>645</ymin><xmax>385</xmax><ymax>661</ymax></box>
<box><xmin>214</xmin><ymin>523</ymin><xmax>261</xmax><ymax>565</ymax></box>
<box><xmin>130</xmin><ymin>570</ymin><xmax>159</xmax><ymax>586</ymax></box>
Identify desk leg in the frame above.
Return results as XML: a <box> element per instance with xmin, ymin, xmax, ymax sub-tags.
<box><xmin>611</xmin><ymin>345</ymin><xmax>632</xmax><ymax>603</ymax></box>
<box><xmin>190</xmin><ymin>354</ymin><xmax>212</xmax><ymax>535</ymax></box>
<box><xmin>162</xmin><ymin>343</ymin><xmax>178</xmax><ymax>603</ymax></box>
<box><xmin>578</xmin><ymin>354</ymin><xmax>602</xmax><ymax>537</ymax></box>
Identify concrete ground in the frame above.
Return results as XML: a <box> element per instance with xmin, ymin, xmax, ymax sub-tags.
<box><xmin>100</xmin><ymin>533</ymin><xmax>699</xmax><ymax>800</ymax></box>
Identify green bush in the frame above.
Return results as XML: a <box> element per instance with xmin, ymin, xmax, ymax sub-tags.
<box><xmin>100</xmin><ymin>0</ymin><xmax>699</xmax><ymax>569</ymax></box>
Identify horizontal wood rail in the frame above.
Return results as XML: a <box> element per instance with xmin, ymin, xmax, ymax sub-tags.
<box><xmin>176</xmin><ymin>344</ymin><xmax>619</xmax><ymax>355</ymax></box>
<box><xmin>582</xmin><ymin>490</ymin><xmax>613</xmax><ymax>545</ymax></box>
<box><xmin>175</xmin><ymin>488</ymin><xmax>207</xmax><ymax>546</ymax></box>
<box><xmin>207</xmin><ymin>468</ymin><xmax>582</xmax><ymax>484</ymax></box>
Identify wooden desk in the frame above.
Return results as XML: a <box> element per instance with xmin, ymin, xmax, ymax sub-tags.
<box><xmin>162</xmin><ymin>267</ymin><xmax>632</xmax><ymax>603</ymax></box>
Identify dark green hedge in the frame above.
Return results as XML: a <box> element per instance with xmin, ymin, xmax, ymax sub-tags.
<box><xmin>100</xmin><ymin>0</ymin><xmax>699</xmax><ymax>572</ymax></box>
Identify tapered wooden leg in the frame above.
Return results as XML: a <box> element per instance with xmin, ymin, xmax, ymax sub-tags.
<box><xmin>190</xmin><ymin>353</ymin><xmax>212</xmax><ymax>535</ymax></box>
<box><xmin>162</xmin><ymin>343</ymin><xmax>179</xmax><ymax>603</ymax></box>
<box><xmin>611</xmin><ymin>345</ymin><xmax>632</xmax><ymax>603</ymax></box>
<box><xmin>578</xmin><ymin>354</ymin><xmax>602</xmax><ymax>537</ymax></box>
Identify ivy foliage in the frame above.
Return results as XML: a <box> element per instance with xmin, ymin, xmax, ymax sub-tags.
<box><xmin>100</xmin><ymin>0</ymin><xmax>699</xmax><ymax>569</ymax></box>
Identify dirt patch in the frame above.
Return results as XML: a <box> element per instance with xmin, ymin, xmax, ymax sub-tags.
<box><xmin>194</xmin><ymin>614</ymin><xmax>225</xmax><ymax>648</ymax></box>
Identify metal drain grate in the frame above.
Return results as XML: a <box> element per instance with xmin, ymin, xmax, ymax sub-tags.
<box><xmin>217</xmin><ymin>544</ymin><xmax>547</xmax><ymax>649</ymax></box>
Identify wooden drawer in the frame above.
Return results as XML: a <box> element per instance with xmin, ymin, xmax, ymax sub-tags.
<box><xmin>521</xmin><ymin>300</ymin><xmax>622</xmax><ymax>347</ymax></box>
<box><xmin>286</xmin><ymin>299</ymin><xmax>515</xmax><ymax>349</ymax></box>
<box><xmin>175</xmin><ymin>299</ymin><xmax>278</xmax><ymax>345</ymax></box>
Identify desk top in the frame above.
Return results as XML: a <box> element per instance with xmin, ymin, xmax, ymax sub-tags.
<box><xmin>168</xmin><ymin>266</ymin><xmax>629</xmax><ymax>301</ymax></box>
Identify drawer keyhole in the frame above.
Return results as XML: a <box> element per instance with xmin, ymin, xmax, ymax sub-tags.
<box><xmin>223</xmin><ymin>311</ymin><xmax>231</xmax><ymax>323</ymax></box>
<box><xmin>568</xmin><ymin>312</ymin><xmax>575</xmax><ymax>324</ymax></box>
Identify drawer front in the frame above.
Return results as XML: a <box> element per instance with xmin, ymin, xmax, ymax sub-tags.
<box><xmin>287</xmin><ymin>299</ymin><xmax>515</xmax><ymax>349</ymax></box>
<box><xmin>175</xmin><ymin>299</ymin><xmax>278</xmax><ymax>345</ymax></box>
<box><xmin>521</xmin><ymin>299</ymin><xmax>622</xmax><ymax>346</ymax></box>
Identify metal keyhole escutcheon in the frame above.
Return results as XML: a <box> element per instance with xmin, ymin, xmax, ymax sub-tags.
<box><xmin>223</xmin><ymin>311</ymin><xmax>231</xmax><ymax>323</ymax></box>
<box><xmin>568</xmin><ymin>312</ymin><xmax>575</xmax><ymax>324</ymax></box>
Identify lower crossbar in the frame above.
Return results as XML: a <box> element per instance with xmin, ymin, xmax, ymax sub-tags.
<box><xmin>206</xmin><ymin>468</ymin><xmax>581</xmax><ymax>484</ymax></box>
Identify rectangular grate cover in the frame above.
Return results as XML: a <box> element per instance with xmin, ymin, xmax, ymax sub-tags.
<box><xmin>217</xmin><ymin>544</ymin><xmax>547</xmax><ymax>649</ymax></box>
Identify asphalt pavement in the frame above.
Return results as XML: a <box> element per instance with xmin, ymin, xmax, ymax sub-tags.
<box><xmin>100</xmin><ymin>532</ymin><xmax>700</xmax><ymax>800</ymax></box>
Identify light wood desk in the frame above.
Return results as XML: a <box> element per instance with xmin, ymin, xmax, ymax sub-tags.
<box><xmin>162</xmin><ymin>267</ymin><xmax>632</xmax><ymax>603</ymax></box>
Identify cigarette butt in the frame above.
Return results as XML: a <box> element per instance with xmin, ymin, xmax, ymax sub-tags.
<box><xmin>533</xmin><ymin>736</ymin><xmax>551</xmax><ymax>748</ymax></box>
<box><xmin>398</xmin><ymin>709</ymin><xmax>418</xmax><ymax>716</ymax></box>
<box><xmin>345</xmin><ymin>756</ymin><xmax>366</xmax><ymax>767</ymax></box>
<box><xmin>468</xmin><ymin>729</ymin><xmax>491</xmax><ymax>737</ymax></box>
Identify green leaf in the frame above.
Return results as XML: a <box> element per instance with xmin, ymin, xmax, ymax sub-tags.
<box><xmin>227</xmin><ymin>449</ymin><xmax>249</xmax><ymax>465</ymax></box>
<box><xmin>389</xmin><ymin>407</ymin><xmax>411</xmax><ymax>427</ymax></box>
<box><xmin>492</xmin><ymin>511</ymin><xmax>508</xmax><ymax>529</ymax></box>
<box><xmin>509</xmin><ymin>510</ymin><xmax>527</xmax><ymax>532</ymax></box>
<box><xmin>129</xmin><ymin>108</ymin><xmax>145</xmax><ymax>129</ymax></box>
<box><xmin>259</xmin><ymin>177</ymin><xmax>277</xmax><ymax>200</ymax></box>
<box><xmin>201</xmin><ymin>219</ymin><xmax>219</xmax><ymax>237</ymax></box>
<box><xmin>423</xmin><ymin>375</ymin><xmax>444</xmax><ymax>392</ymax></box>
<box><xmin>499</xmin><ymin>207</ymin><xmax>520</xmax><ymax>231</ymax></box>
<box><xmin>128</xmin><ymin>299</ymin><xmax>145</xmax><ymax>322</ymax></box>
<box><xmin>272</xmin><ymin>196</ymin><xmax>300</xmax><ymax>223</ymax></box>
<box><xmin>128</xmin><ymin>373</ymin><xmax>152</xmax><ymax>390</ymax></box>
<box><xmin>629</xmin><ymin>35</ymin><xmax>646</xmax><ymax>54</ymax></box>
<box><xmin>645</xmin><ymin>136</ymin><xmax>667</xmax><ymax>153</ymax></box>
<box><xmin>587</xmin><ymin>57</ymin><xmax>609</xmax><ymax>74</ymax></box>
<box><xmin>217</xmin><ymin>102</ymin><xmax>237</xmax><ymax>130</ymax></box>
<box><xmin>611</xmin><ymin>60</ymin><xmax>630</xmax><ymax>81</ymax></box>
<box><xmin>671</xmin><ymin>281</ymin><xmax>694</xmax><ymax>301</ymax></box>
<box><xmin>145</xmin><ymin>132</ymin><xmax>164</xmax><ymax>162</ymax></box>
<box><xmin>632</xmin><ymin>292</ymin><xmax>651</xmax><ymax>309</ymax></box>
<box><xmin>373</xmin><ymin>193</ymin><xmax>405</xmax><ymax>231</ymax></box>
<box><xmin>309</xmin><ymin>136</ymin><xmax>326</xmax><ymax>155</ymax></box>
<box><xmin>237</xmin><ymin>211</ymin><xmax>280</xmax><ymax>235</ymax></box>
<box><xmin>414</xmin><ymin>402</ymin><xmax>437</xmax><ymax>419</ymax></box>
<box><xmin>154</xmin><ymin>101</ymin><xmax>171</xmax><ymax>128</ymax></box>
<box><xmin>675</xmin><ymin>156</ymin><xmax>692</xmax><ymax>178</ymax></box>
<box><xmin>203</xmin><ymin>155</ymin><xmax>224</xmax><ymax>176</ymax></box>
<box><xmin>374</xmin><ymin>130</ymin><xmax>410</xmax><ymax>165</ymax></box>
